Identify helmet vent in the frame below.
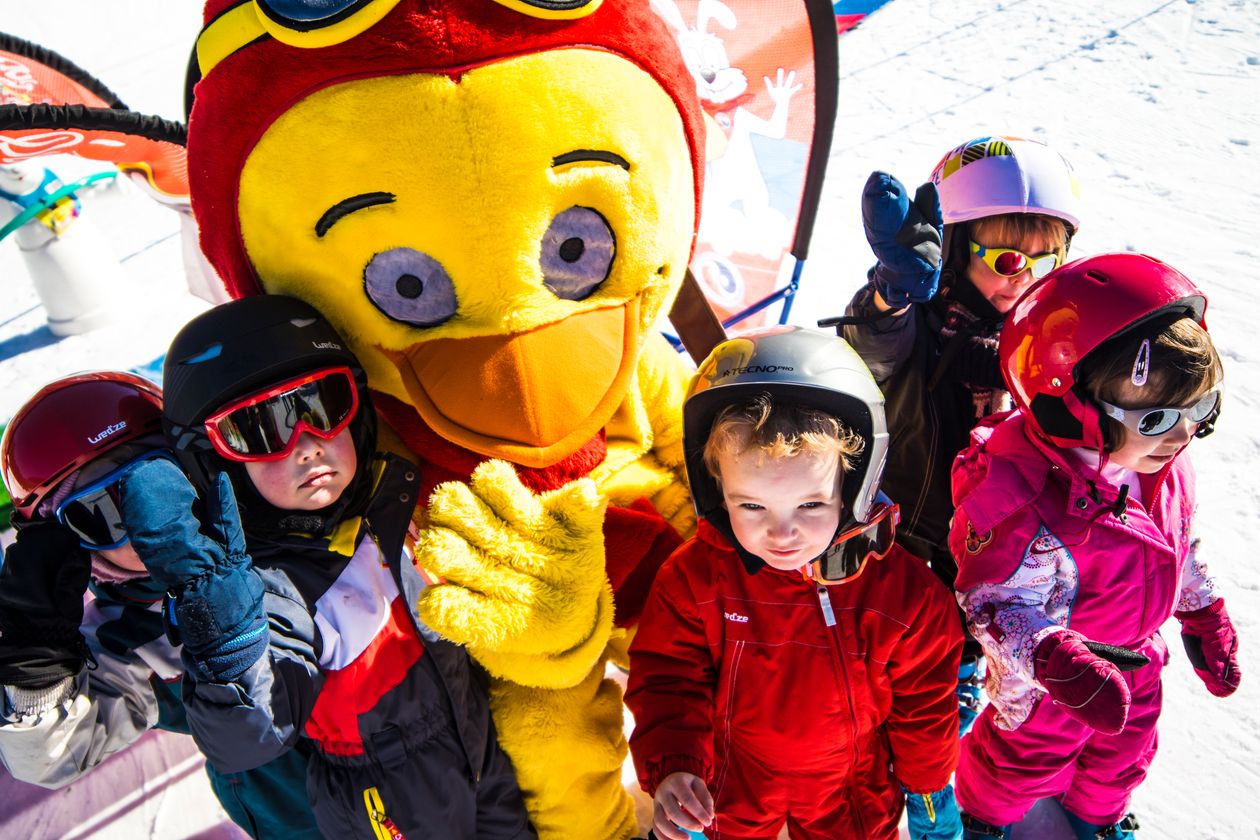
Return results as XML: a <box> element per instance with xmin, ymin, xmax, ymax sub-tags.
<box><xmin>1084</xmin><ymin>270</ymin><xmax>1109</xmax><ymax>284</ymax></box>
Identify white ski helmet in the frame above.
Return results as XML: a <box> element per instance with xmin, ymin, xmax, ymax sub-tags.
<box><xmin>931</xmin><ymin>136</ymin><xmax>1081</xmax><ymax>233</ymax></box>
<box><xmin>683</xmin><ymin>326</ymin><xmax>890</xmax><ymax>574</ymax></box>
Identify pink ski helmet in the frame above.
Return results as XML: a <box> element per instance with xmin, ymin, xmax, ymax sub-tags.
<box><xmin>999</xmin><ymin>252</ymin><xmax>1208</xmax><ymax>450</ymax></box>
<box><xmin>931</xmin><ymin>136</ymin><xmax>1082</xmax><ymax>234</ymax></box>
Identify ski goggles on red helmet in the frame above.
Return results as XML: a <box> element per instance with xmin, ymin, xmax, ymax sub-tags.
<box><xmin>196</xmin><ymin>0</ymin><xmax>602</xmax><ymax>77</ymax></box>
<box><xmin>809</xmin><ymin>501</ymin><xmax>900</xmax><ymax>586</ymax></box>
<box><xmin>1097</xmin><ymin>386</ymin><xmax>1221</xmax><ymax>437</ymax></box>
<box><xmin>204</xmin><ymin>366</ymin><xmax>359</xmax><ymax>463</ymax></box>
<box><xmin>55</xmin><ymin>450</ymin><xmax>179</xmax><ymax>550</ymax></box>
<box><xmin>970</xmin><ymin>241</ymin><xmax>1060</xmax><ymax>280</ymax></box>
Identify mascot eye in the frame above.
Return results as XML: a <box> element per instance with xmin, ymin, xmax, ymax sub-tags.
<box><xmin>540</xmin><ymin>206</ymin><xmax>615</xmax><ymax>301</ymax></box>
<box><xmin>364</xmin><ymin>248</ymin><xmax>458</xmax><ymax>327</ymax></box>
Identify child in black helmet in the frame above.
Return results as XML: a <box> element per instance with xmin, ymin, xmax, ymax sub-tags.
<box><xmin>117</xmin><ymin>295</ymin><xmax>535</xmax><ymax>840</ymax></box>
<box><xmin>624</xmin><ymin>326</ymin><xmax>963</xmax><ymax>840</ymax></box>
<box><xmin>0</xmin><ymin>371</ymin><xmax>319</xmax><ymax>839</ymax></box>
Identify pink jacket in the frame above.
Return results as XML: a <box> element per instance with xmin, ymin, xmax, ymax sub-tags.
<box><xmin>948</xmin><ymin>411</ymin><xmax>1217</xmax><ymax>729</ymax></box>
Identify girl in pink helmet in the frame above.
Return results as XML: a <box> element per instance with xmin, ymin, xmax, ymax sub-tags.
<box><xmin>947</xmin><ymin>253</ymin><xmax>1240</xmax><ymax>839</ymax></box>
<box><xmin>828</xmin><ymin>136</ymin><xmax>1083</xmax><ymax>734</ymax></box>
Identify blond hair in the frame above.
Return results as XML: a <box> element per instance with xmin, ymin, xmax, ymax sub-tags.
<box><xmin>702</xmin><ymin>393</ymin><xmax>864</xmax><ymax>481</ymax></box>
<box><xmin>1078</xmin><ymin>313</ymin><xmax>1223</xmax><ymax>450</ymax></box>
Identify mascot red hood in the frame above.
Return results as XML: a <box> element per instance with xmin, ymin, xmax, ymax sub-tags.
<box><xmin>189</xmin><ymin>0</ymin><xmax>704</xmax><ymax>300</ymax></box>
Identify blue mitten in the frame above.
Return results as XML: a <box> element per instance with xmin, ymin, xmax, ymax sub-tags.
<box><xmin>904</xmin><ymin>784</ymin><xmax>963</xmax><ymax>840</ymax></box>
<box><xmin>862</xmin><ymin>171</ymin><xmax>944</xmax><ymax>307</ymax></box>
<box><xmin>119</xmin><ymin>461</ymin><xmax>266</xmax><ymax>681</ymax></box>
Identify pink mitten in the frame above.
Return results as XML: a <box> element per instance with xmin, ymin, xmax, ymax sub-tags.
<box><xmin>1175</xmin><ymin>598</ymin><xmax>1241</xmax><ymax>697</ymax></box>
<box><xmin>1033</xmin><ymin>631</ymin><xmax>1131</xmax><ymax>735</ymax></box>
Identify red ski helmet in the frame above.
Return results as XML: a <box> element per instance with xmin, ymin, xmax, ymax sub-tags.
<box><xmin>999</xmin><ymin>252</ymin><xmax>1208</xmax><ymax>450</ymax></box>
<box><xmin>1</xmin><ymin>372</ymin><xmax>164</xmax><ymax>519</ymax></box>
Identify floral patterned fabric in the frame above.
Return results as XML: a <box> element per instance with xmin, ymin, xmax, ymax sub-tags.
<box><xmin>957</xmin><ymin>525</ymin><xmax>1079</xmax><ymax>729</ymax></box>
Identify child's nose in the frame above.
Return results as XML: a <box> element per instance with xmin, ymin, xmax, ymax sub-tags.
<box><xmin>1009</xmin><ymin>266</ymin><xmax>1035</xmax><ymax>285</ymax></box>
<box><xmin>767</xmin><ymin>516</ymin><xmax>796</xmax><ymax>539</ymax></box>
<box><xmin>293</xmin><ymin>432</ymin><xmax>325</xmax><ymax>460</ymax></box>
<box><xmin>1168</xmin><ymin>415</ymin><xmax>1197</xmax><ymax>445</ymax></box>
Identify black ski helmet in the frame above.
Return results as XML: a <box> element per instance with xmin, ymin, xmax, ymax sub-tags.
<box><xmin>162</xmin><ymin>295</ymin><xmax>377</xmax><ymax>518</ymax></box>
<box><xmin>683</xmin><ymin>326</ymin><xmax>889</xmax><ymax>574</ymax></box>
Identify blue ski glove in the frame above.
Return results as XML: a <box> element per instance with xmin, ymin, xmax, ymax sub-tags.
<box><xmin>118</xmin><ymin>460</ymin><xmax>266</xmax><ymax>682</ymax></box>
<box><xmin>904</xmin><ymin>784</ymin><xmax>963</xmax><ymax>840</ymax></box>
<box><xmin>862</xmin><ymin>171</ymin><xmax>944</xmax><ymax>308</ymax></box>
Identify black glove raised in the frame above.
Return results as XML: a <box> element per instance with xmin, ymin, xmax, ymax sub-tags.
<box><xmin>0</xmin><ymin>519</ymin><xmax>93</xmax><ymax>688</ymax></box>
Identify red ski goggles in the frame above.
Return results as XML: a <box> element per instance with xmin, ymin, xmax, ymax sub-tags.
<box><xmin>810</xmin><ymin>501</ymin><xmax>900</xmax><ymax>585</ymax></box>
<box><xmin>970</xmin><ymin>241</ymin><xmax>1060</xmax><ymax>280</ymax></box>
<box><xmin>204</xmin><ymin>367</ymin><xmax>359</xmax><ymax>462</ymax></box>
<box><xmin>56</xmin><ymin>450</ymin><xmax>179</xmax><ymax>550</ymax></box>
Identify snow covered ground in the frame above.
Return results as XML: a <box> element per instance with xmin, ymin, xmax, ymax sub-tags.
<box><xmin>2</xmin><ymin>0</ymin><xmax>1258</xmax><ymax>837</ymax></box>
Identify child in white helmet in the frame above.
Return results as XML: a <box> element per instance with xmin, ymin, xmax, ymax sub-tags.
<box><xmin>826</xmin><ymin>136</ymin><xmax>1082</xmax><ymax>732</ymax></box>
<box><xmin>625</xmin><ymin>327</ymin><xmax>963</xmax><ymax>840</ymax></box>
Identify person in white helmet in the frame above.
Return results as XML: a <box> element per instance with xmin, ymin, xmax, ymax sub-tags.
<box><xmin>824</xmin><ymin>136</ymin><xmax>1082</xmax><ymax>733</ymax></box>
<box><xmin>625</xmin><ymin>327</ymin><xmax>963</xmax><ymax>840</ymax></box>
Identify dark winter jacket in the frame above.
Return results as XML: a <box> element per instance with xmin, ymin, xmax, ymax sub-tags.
<box><xmin>625</xmin><ymin>521</ymin><xmax>962</xmax><ymax>838</ymax></box>
<box><xmin>0</xmin><ymin>574</ymin><xmax>319</xmax><ymax>839</ymax></box>
<box><xmin>180</xmin><ymin>454</ymin><xmax>535</xmax><ymax>840</ymax></box>
<box><xmin>843</xmin><ymin>281</ymin><xmax>1005</xmax><ymax>585</ymax></box>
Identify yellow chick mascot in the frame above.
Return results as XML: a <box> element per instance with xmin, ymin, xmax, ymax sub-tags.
<box><xmin>185</xmin><ymin>1</ymin><xmax>705</xmax><ymax>837</ymax></box>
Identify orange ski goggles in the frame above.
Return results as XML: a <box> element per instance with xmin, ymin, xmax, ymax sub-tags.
<box><xmin>810</xmin><ymin>501</ymin><xmax>900</xmax><ymax>585</ymax></box>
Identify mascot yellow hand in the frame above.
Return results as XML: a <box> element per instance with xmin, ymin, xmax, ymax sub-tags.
<box><xmin>416</xmin><ymin>459</ymin><xmax>614</xmax><ymax>688</ymax></box>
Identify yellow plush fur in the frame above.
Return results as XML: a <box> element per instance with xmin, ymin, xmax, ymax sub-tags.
<box><xmin>239</xmin><ymin>51</ymin><xmax>695</xmax><ymax>451</ymax></box>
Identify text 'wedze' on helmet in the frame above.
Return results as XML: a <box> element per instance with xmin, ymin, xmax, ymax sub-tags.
<box><xmin>1</xmin><ymin>372</ymin><xmax>163</xmax><ymax>519</ymax></box>
<box><xmin>683</xmin><ymin>326</ymin><xmax>889</xmax><ymax>564</ymax></box>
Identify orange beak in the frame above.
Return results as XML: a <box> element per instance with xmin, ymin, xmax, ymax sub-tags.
<box><xmin>387</xmin><ymin>298</ymin><xmax>641</xmax><ymax>467</ymax></box>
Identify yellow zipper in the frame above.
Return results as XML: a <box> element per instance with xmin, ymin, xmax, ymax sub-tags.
<box><xmin>363</xmin><ymin>786</ymin><xmax>405</xmax><ymax>840</ymax></box>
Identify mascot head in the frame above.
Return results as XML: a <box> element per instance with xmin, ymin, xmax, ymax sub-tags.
<box><xmin>187</xmin><ymin>0</ymin><xmax>704</xmax><ymax>468</ymax></box>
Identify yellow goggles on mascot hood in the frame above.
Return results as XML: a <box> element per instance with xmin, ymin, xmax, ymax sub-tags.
<box><xmin>196</xmin><ymin>0</ymin><xmax>603</xmax><ymax>76</ymax></box>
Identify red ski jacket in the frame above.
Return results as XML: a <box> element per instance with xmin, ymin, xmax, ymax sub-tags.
<box><xmin>626</xmin><ymin>521</ymin><xmax>962</xmax><ymax>837</ymax></box>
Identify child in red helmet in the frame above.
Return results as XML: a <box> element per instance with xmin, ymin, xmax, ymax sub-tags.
<box><xmin>625</xmin><ymin>327</ymin><xmax>963</xmax><ymax>840</ymax></box>
<box><xmin>948</xmin><ymin>253</ymin><xmax>1240</xmax><ymax>840</ymax></box>
<box><xmin>0</xmin><ymin>371</ymin><xmax>320</xmax><ymax>838</ymax></box>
